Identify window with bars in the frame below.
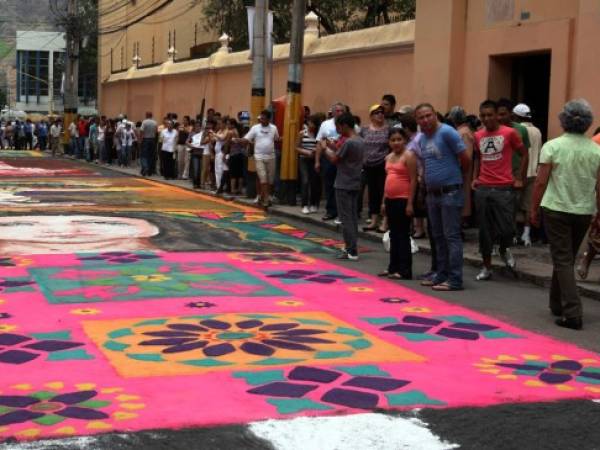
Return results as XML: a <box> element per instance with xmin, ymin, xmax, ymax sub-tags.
<box><xmin>17</xmin><ymin>50</ymin><xmax>50</xmax><ymax>98</ymax></box>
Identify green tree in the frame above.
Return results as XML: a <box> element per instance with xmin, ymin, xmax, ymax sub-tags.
<box><xmin>49</xmin><ymin>0</ymin><xmax>98</xmax><ymax>103</ymax></box>
<box><xmin>202</xmin><ymin>0</ymin><xmax>415</xmax><ymax>52</ymax></box>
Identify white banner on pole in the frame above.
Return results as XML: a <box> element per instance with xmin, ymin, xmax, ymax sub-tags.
<box><xmin>247</xmin><ymin>6</ymin><xmax>274</xmax><ymax>61</ymax></box>
<box><xmin>267</xmin><ymin>11</ymin><xmax>273</xmax><ymax>61</ymax></box>
<box><xmin>247</xmin><ymin>6</ymin><xmax>255</xmax><ymax>58</ymax></box>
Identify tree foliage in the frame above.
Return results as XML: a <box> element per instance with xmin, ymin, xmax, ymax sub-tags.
<box><xmin>202</xmin><ymin>0</ymin><xmax>416</xmax><ymax>52</ymax></box>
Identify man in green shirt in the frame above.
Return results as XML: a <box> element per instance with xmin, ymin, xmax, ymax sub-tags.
<box><xmin>498</xmin><ymin>98</ymin><xmax>531</xmax><ymax>180</ymax></box>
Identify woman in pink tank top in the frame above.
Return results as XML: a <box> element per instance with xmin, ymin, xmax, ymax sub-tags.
<box><xmin>379</xmin><ymin>126</ymin><xmax>418</xmax><ymax>279</ymax></box>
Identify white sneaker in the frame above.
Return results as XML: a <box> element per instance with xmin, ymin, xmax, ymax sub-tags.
<box><xmin>491</xmin><ymin>245</ymin><xmax>499</xmax><ymax>257</ymax></box>
<box><xmin>302</xmin><ymin>206</ymin><xmax>310</xmax><ymax>214</ymax></box>
<box><xmin>309</xmin><ymin>206</ymin><xmax>318</xmax><ymax>213</ymax></box>
<box><xmin>476</xmin><ymin>267</ymin><xmax>492</xmax><ymax>281</ymax></box>
<box><xmin>334</xmin><ymin>218</ymin><xmax>342</xmax><ymax>225</ymax></box>
<box><xmin>501</xmin><ymin>248</ymin><xmax>516</xmax><ymax>270</ymax></box>
<box><xmin>253</xmin><ymin>196</ymin><xmax>261</xmax><ymax>204</ymax></box>
<box><xmin>521</xmin><ymin>231</ymin><xmax>532</xmax><ymax>247</ymax></box>
<box><xmin>411</xmin><ymin>237</ymin><xmax>419</xmax><ymax>254</ymax></box>
<box><xmin>347</xmin><ymin>253</ymin><xmax>359</xmax><ymax>261</ymax></box>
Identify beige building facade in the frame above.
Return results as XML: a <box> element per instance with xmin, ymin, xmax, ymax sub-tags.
<box><xmin>99</xmin><ymin>0</ymin><xmax>600</xmax><ymax>139</ymax></box>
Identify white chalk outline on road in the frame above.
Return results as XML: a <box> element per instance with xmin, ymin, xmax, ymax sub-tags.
<box><xmin>249</xmin><ymin>412</ymin><xmax>459</xmax><ymax>450</ymax></box>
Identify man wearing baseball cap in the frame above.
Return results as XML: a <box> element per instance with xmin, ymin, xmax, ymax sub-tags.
<box><xmin>513</xmin><ymin>103</ymin><xmax>542</xmax><ymax>247</ymax></box>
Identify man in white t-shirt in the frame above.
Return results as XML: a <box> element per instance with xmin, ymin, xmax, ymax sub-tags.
<box><xmin>50</xmin><ymin>119</ymin><xmax>62</xmax><ymax>156</ymax></box>
<box><xmin>68</xmin><ymin>120</ymin><xmax>79</xmax><ymax>157</ymax></box>
<box><xmin>235</xmin><ymin>109</ymin><xmax>280</xmax><ymax>207</ymax></box>
<box><xmin>186</xmin><ymin>121</ymin><xmax>204</xmax><ymax>188</ymax></box>
<box><xmin>160</xmin><ymin>121</ymin><xmax>178</xmax><ymax>180</ymax></box>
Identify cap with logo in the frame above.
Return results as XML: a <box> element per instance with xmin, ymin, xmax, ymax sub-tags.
<box><xmin>513</xmin><ymin>103</ymin><xmax>532</xmax><ymax>118</ymax></box>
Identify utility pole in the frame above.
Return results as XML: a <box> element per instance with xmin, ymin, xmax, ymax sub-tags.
<box><xmin>64</xmin><ymin>0</ymin><xmax>79</xmax><ymax>144</ymax></box>
<box><xmin>280</xmin><ymin>0</ymin><xmax>306</xmax><ymax>205</ymax></box>
<box><xmin>250</xmin><ymin>0</ymin><xmax>268</xmax><ymax>123</ymax></box>
<box><xmin>248</xmin><ymin>0</ymin><xmax>268</xmax><ymax>198</ymax></box>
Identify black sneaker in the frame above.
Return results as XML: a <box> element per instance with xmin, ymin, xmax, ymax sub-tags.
<box><xmin>336</xmin><ymin>249</ymin><xmax>349</xmax><ymax>260</ymax></box>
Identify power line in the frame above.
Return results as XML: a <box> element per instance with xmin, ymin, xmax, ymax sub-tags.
<box><xmin>99</xmin><ymin>0</ymin><xmax>163</xmax><ymax>30</ymax></box>
<box><xmin>99</xmin><ymin>0</ymin><xmax>175</xmax><ymax>34</ymax></box>
<box><xmin>140</xmin><ymin>0</ymin><xmax>199</xmax><ymax>25</ymax></box>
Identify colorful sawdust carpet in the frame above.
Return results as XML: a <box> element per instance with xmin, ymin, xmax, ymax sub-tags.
<box><xmin>0</xmin><ymin>251</ymin><xmax>599</xmax><ymax>441</ymax></box>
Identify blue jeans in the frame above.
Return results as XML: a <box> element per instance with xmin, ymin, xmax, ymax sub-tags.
<box><xmin>141</xmin><ymin>138</ymin><xmax>156</xmax><ymax>175</ymax></box>
<box><xmin>77</xmin><ymin>136</ymin><xmax>86</xmax><ymax>159</ymax></box>
<box><xmin>69</xmin><ymin>137</ymin><xmax>77</xmax><ymax>156</ymax></box>
<box><xmin>190</xmin><ymin>154</ymin><xmax>202</xmax><ymax>187</ymax></box>
<box><xmin>119</xmin><ymin>145</ymin><xmax>131</xmax><ymax>166</ymax></box>
<box><xmin>427</xmin><ymin>188</ymin><xmax>464</xmax><ymax>288</ymax></box>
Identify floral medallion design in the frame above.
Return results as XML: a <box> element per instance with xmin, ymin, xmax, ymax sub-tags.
<box><xmin>77</xmin><ymin>252</ymin><xmax>161</xmax><ymax>265</ymax></box>
<box><xmin>229</xmin><ymin>253</ymin><xmax>315</xmax><ymax>265</ymax></box>
<box><xmin>185</xmin><ymin>301</ymin><xmax>216</xmax><ymax>309</ymax></box>
<box><xmin>0</xmin><ymin>331</ymin><xmax>93</xmax><ymax>364</ymax></box>
<box><xmin>363</xmin><ymin>315</ymin><xmax>520</xmax><ymax>342</ymax></box>
<box><xmin>70</xmin><ymin>308</ymin><xmax>102</xmax><ymax>316</ymax></box>
<box><xmin>476</xmin><ymin>355</ymin><xmax>600</xmax><ymax>393</ymax></box>
<box><xmin>234</xmin><ymin>365</ymin><xmax>445</xmax><ymax>414</ymax></box>
<box><xmin>380</xmin><ymin>297</ymin><xmax>409</xmax><ymax>305</ymax></box>
<box><xmin>29</xmin><ymin>261</ymin><xmax>287</xmax><ymax>304</ymax></box>
<box><xmin>264</xmin><ymin>270</ymin><xmax>362</xmax><ymax>285</ymax></box>
<box><xmin>83</xmin><ymin>312</ymin><xmax>423</xmax><ymax>377</ymax></box>
<box><xmin>0</xmin><ymin>382</ymin><xmax>143</xmax><ymax>438</ymax></box>
<box><xmin>276</xmin><ymin>300</ymin><xmax>304</xmax><ymax>307</ymax></box>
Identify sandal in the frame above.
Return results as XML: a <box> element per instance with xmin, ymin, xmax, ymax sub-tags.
<box><xmin>420</xmin><ymin>279</ymin><xmax>436</xmax><ymax>287</ymax></box>
<box><xmin>388</xmin><ymin>273</ymin><xmax>404</xmax><ymax>280</ymax></box>
<box><xmin>432</xmin><ymin>282</ymin><xmax>463</xmax><ymax>292</ymax></box>
<box><xmin>377</xmin><ymin>270</ymin><xmax>389</xmax><ymax>277</ymax></box>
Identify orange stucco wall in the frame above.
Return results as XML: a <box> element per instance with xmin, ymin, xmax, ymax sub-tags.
<box><xmin>101</xmin><ymin>49</ymin><xmax>415</xmax><ymax>124</ymax></box>
<box><xmin>100</xmin><ymin>0</ymin><xmax>600</xmax><ymax>139</ymax></box>
<box><xmin>414</xmin><ymin>0</ymin><xmax>600</xmax><ymax>138</ymax></box>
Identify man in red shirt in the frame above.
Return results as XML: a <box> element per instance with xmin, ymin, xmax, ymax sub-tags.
<box><xmin>472</xmin><ymin>99</ymin><xmax>528</xmax><ymax>281</ymax></box>
<box><xmin>77</xmin><ymin>116</ymin><xmax>88</xmax><ymax>160</ymax></box>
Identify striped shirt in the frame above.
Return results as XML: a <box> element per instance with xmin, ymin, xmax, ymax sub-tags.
<box><xmin>300</xmin><ymin>129</ymin><xmax>317</xmax><ymax>158</ymax></box>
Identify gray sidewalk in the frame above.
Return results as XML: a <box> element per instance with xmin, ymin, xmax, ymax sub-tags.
<box><xmin>72</xmin><ymin>155</ymin><xmax>600</xmax><ymax>301</ymax></box>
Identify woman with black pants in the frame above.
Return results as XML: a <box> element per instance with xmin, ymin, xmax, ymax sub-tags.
<box><xmin>379</xmin><ymin>127</ymin><xmax>417</xmax><ymax>279</ymax></box>
<box><xmin>361</xmin><ymin>104</ymin><xmax>389</xmax><ymax>231</ymax></box>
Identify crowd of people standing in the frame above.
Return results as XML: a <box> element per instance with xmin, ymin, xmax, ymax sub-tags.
<box><xmin>11</xmin><ymin>94</ymin><xmax>600</xmax><ymax>332</ymax></box>
<box><xmin>292</xmin><ymin>95</ymin><xmax>600</xmax><ymax>331</ymax></box>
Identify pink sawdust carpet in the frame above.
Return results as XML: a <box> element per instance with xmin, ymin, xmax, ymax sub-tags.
<box><xmin>0</xmin><ymin>251</ymin><xmax>598</xmax><ymax>441</ymax></box>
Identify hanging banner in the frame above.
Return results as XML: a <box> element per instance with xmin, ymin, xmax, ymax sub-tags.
<box><xmin>247</xmin><ymin>6</ymin><xmax>274</xmax><ymax>60</ymax></box>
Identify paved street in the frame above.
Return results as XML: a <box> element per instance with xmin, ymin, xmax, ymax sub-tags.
<box><xmin>1</xmin><ymin>152</ymin><xmax>600</xmax><ymax>450</ymax></box>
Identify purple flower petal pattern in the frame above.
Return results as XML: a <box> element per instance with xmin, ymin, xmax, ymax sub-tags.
<box><xmin>95</xmin><ymin>313</ymin><xmax>381</xmax><ymax>374</ymax></box>
<box><xmin>0</xmin><ymin>384</ymin><xmax>143</xmax><ymax>432</ymax></box>
<box><xmin>240</xmin><ymin>365</ymin><xmax>421</xmax><ymax>413</ymax></box>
